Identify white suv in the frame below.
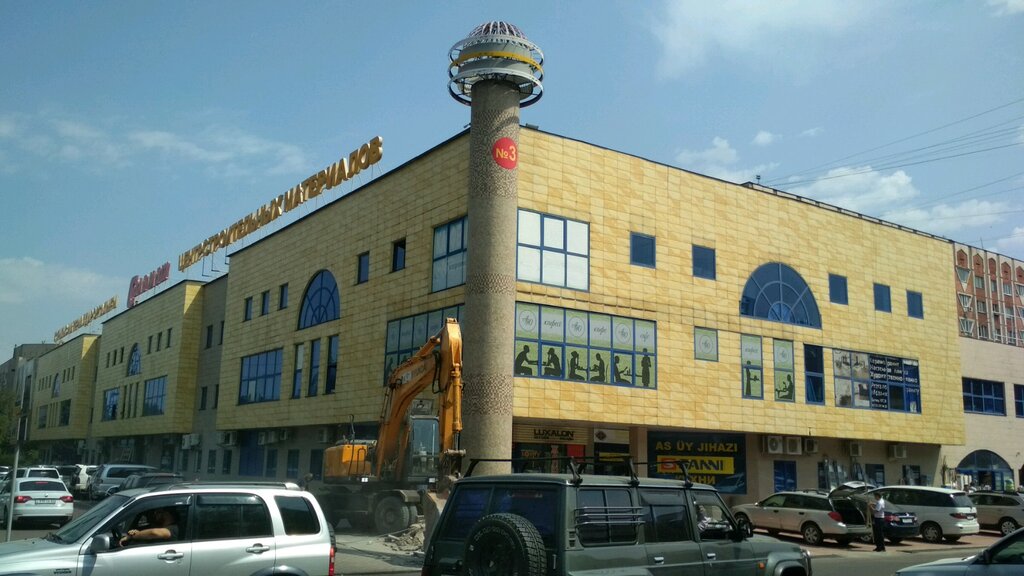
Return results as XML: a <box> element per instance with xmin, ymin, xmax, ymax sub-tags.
<box><xmin>969</xmin><ymin>490</ymin><xmax>1024</xmax><ymax>536</ymax></box>
<box><xmin>0</xmin><ymin>481</ymin><xmax>336</xmax><ymax>576</ymax></box>
<box><xmin>866</xmin><ymin>486</ymin><xmax>979</xmax><ymax>543</ymax></box>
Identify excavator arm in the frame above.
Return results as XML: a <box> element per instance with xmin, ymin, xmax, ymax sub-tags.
<box><xmin>375</xmin><ymin>318</ymin><xmax>463</xmax><ymax>482</ymax></box>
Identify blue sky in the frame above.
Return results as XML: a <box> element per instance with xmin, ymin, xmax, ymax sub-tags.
<box><xmin>2</xmin><ymin>1</ymin><xmax>1022</xmax><ymax>356</ymax></box>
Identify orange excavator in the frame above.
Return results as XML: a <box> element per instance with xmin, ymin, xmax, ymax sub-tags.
<box><xmin>316</xmin><ymin>318</ymin><xmax>465</xmax><ymax>533</ymax></box>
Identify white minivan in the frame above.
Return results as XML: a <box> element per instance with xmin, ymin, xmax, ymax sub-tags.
<box><xmin>866</xmin><ymin>486</ymin><xmax>979</xmax><ymax>543</ymax></box>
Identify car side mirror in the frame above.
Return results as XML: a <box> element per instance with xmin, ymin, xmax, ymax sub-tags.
<box><xmin>976</xmin><ymin>550</ymin><xmax>991</xmax><ymax>565</ymax></box>
<box><xmin>89</xmin><ymin>534</ymin><xmax>113</xmax><ymax>553</ymax></box>
<box><xmin>730</xmin><ymin>526</ymin><xmax>747</xmax><ymax>541</ymax></box>
<box><xmin>107</xmin><ymin>487</ymin><xmax>119</xmax><ymax>495</ymax></box>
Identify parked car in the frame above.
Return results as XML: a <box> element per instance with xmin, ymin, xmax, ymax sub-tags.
<box><xmin>969</xmin><ymin>490</ymin><xmax>1024</xmax><ymax>536</ymax></box>
<box><xmin>87</xmin><ymin>464</ymin><xmax>157</xmax><ymax>500</ymax></box>
<box><xmin>110</xmin><ymin>472</ymin><xmax>183</xmax><ymax>494</ymax></box>
<box><xmin>865</xmin><ymin>486</ymin><xmax>979</xmax><ymax>543</ymax></box>
<box><xmin>0</xmin><ymin>477</ymin><xmax>75</xmax><ymax>527</ymax></box>
<box><xmin>895</xmin><ymin>525</ymin><xmax>1024</xmax><ymax>574</ymax></box>
<box><xmin>731</xmin><ymin>489</ymin><xmax>871</xmax><ymax>545</ymax></box>
<box><xmin>13</xmin><ymin>466</ymin><xmax>62</xmax><ymax>480</ymax></box>
<box><xmin>70</xmin><ymin>464</ymin><xmax>99</xmax><ymax>496</ymax></box>
<box><xmin>0</xmin><ymin>481</ymin><xmax>335</xmax><ymax>576</ymax></box>
<box><xmin>850</xmin><ymin>494</ymin><xmax>921</xmax><ymax>544</ymax></box>
<box><xmin>424</xmin><ymin>466</ymin><xmax>813</xmax><ymax>576</ymax></box>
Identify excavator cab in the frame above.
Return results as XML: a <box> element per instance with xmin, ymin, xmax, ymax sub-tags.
<box><xmin>405</xmin><ymin>415</ymin><xmax>440</xmax><ymax>483</ymax></box>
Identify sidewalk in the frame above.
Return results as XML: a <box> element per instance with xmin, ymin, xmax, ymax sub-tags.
<box><xmin>335</xmin><ymin>531</ymin><xmax>424</xmax><ymax>575</ymax></box>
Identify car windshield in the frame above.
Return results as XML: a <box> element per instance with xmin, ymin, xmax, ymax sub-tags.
<box><xmin>54</xmin><ymin>493</ymin><xmax>130</xmax><ymax>542</ymax></box>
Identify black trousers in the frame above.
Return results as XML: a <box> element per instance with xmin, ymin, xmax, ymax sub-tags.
<box><xmin>872</xmin><ymin>517</ymin><xmax>886</xmax><ymax>549</ymax></box>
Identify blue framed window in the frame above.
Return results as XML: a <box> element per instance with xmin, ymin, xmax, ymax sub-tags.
<box><xmin>128</xmin><ymin>344</ymin><xmax>142</xmax><ymax>376</ymax></box>
<box><xmin>308</xmin><ymin>339</ymin><xmax>321</xmax><ymax>397</ymax></box>
<box><xmin>962</xmin><ymin>377</ymin><xmax>1005</xmax><ymax>415</ymax></box>
<box><xmin>874</xmin><ymin>283</ymin><xmax>891</xmax><ymax>312</ymax></box>
<box><xmin>52</xmin><ymin>373</ymin><xmax>61</xmax><ymax>397</ymax></box>
<box><xmin>357</xmin><ymin>252</ymin><xmax>369</xmax><ymax>284</ymax></box>
<box><xmin>298</xmin><ymin>270</ymin><xmax>340</xmax><ymax>329</ymax></box>
<box><xmin>279</xmin><ymin>283</ymin><xmax>289</xmax><ymax>309</ymax></box>
<box><xmin>325</xmin><ymin>336</ymin><xmax>338</xmax><ymax>394</ymax></box>
<box><xmin>630</xmin><ymin>233</ymin><xmax>655</xmax><ymax>268</ymax></box>
<box><xmin>907</xmin><ymin>290</ymin><xmax>924</xmax><ymax>318</ymax></box>
<box><xmin>829</xmin><ymin>274</ymin><xmax>848</xmax><ymax>305</ymax></box>
<box><xmin>286</xmin><ymin>449</ymin><xmax>300</xmax><ymax>478</ymax></box>
<box><xmin>222</xmin><ymin>449</ymin><xmax>232</xmax><ymax>474</ymax></box>
<box><xmin>239</xmin><ymin>431</ymin><xmax>265</xmax><ymax>477</ymax></box>
<box><xmin>517</xmin><ymin>210</ymin><xmax>589</xmax><ymax>290</ymax></box>
<box><xmin>59</xmin><ymin>399</ymin><xmax>71</xmax><ymax>426</ymax></box>
<box><xmin>244</xmin><ymin>297</ymin><xmax>253</xmax><ymax>321</ymax></box>
<box><xmin>238</xmin><ymin>349</ymin><xmax>283</xmax><ymax>404</ymax></box>
<box><xmin>292</xmin><ymin>343</ymin><xmax>304</xmax><ymax>399</ymax></box>
<box><xmin>692</xmin><ymin>245</ymin><xmax>716</xmax><ymax>280</ymax></box>
<box><xmin>265</xmin><ymin>448</ymin><xmax>278</xmax><ymax>477</ymax></box>
<box><xmin>392</xmin><ymin>239</ymin><xmax>406</xmax><ymax>272</ymax></box>
<box><xmin>773</xmin><ymin>340</ymin><xmax>795</xmax><ymax>402</ymax></box>
<box><xmin>261</xmin><ymin>291</ymin><xmax>270</xmax><ymax>315</ymax></box>
<box><xmin>385</xmin><ymin>305</ymin><xmax>465</xmax><ymax>384</ymax></box>
<box><xmin>433</xmin><ymin>217</ymin><xmax>467</xmax><ymax>292</ymax></box>
<box><xmin>102</xmin><ymin>388</ymin><xmax>119</xmax><ymax>421</ymax></box>
<box><xmin>773</xmin><ymin>460</ymin><xmax>797</xmax><ymax>492</ymax></box>
<box><xmin>309</xmin><ymin>449</ymin><xmax>324</xmax><ymax>480</ymax></box>
<box><xmin>207</xmin><ymin>450</ymin><xmax>216</xmax><ymax>474</ymax></box>
<box><xmin>200</xmin><ymin>387</ymin><xmax>208</xmax><ymax>410</ymax></box>
<box><xmin>37</xmin><ymin>405</ymin><xmax>48</xmax><ymax>429</ymax></box>
<box><xmin>513</xmin><ymin>303</ymin><xmax>657</xmax><ymax>389</ymax></box>
<box><xmin>143</xmin><ymin>376</ymin><xmax>167</xmax><ymax>416</ymax></box>
<box><xmin>1016</xmin><ymin>385</ymin><xmax>1024</xmax><ymax>417</ymax></box>
<box><xmin>740</xmin><ymin>263</ymin><xmax>821</xmax><ymax>328</ymax></box>
<box><xmin>804</xmin><ymin>345</ymin><xmax>824</xmax><ymax>405</ymax></box>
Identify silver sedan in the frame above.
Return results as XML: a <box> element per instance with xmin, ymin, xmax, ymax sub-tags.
<box><xmin>1</xmin><ymin>478</ymin><xmax>75</xmax><ymax>527</ymax></box>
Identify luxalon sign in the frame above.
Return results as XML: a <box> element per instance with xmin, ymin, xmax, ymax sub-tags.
<box><xmin>178</xmin><ymin>136</ymin><xmax>384</xmax><ymax>272</ymax></box>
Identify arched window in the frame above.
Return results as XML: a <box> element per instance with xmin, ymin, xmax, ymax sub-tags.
<box><xmin>298</xmin><ymin>270</ymin><xmax>340</xmax><ymax>329</ymax></box>
<box><xmin>127</xmin><ymin>344</ymin><xmax>142</xmax><ymax>376</ymax></box>
<box><xmin>740</xmin><ymin>263</ymin><xmax>821</xmax><ymax>328</ymax></box>
<box><xmin>957</xmin><ymin>450</ymin><xmax>1013</xmax><ymax>491</ymax></box>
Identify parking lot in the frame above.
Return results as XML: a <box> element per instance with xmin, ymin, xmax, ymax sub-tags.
<box><xmin>763</xmin><ymin>528</ymin><xmax>1003</xmax><ymax>558</ymax></box>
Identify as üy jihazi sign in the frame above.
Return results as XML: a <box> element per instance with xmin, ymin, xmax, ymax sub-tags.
<box><xmin>54</xmin><ymin>296</ymin><xmax>118</xmax><ymax>343</ymax></box>
<box><xmin>128</xmin><ymin>262</ymin><xmax>170</xmax><ymax>308</ymax></box>
<box><xmin>178</xmin><ymin>136</ymin><xmax>383</xmax><ymax>272</ymax></box>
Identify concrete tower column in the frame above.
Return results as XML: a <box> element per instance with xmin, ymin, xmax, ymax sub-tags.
<box><xmin>448</xmin><ymin>22</ymin><xmax>544</xmax><ymax>476</ymax></box>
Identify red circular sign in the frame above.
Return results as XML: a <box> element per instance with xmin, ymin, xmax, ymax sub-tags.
<box><xmin>492</xmin><ymin>137</ymin><xmax>517</xmax><ymax>169</ymax></box>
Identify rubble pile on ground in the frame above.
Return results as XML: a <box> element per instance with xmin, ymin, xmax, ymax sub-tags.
<box><xmin>384</xmin><ymin>521</ymin><xmax>425</xmax><ymax>552</ymax></box>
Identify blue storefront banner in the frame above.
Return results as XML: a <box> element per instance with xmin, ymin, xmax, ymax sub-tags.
<box><xmin>647</xmin><ymin>431</ymin><xmax>747</xmax><ymax>494</ymax></box>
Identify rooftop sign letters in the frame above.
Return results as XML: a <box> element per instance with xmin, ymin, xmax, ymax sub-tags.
<box><xmin>128</xmin><ymin>262</ymin><xmax>171</xmax><ymax>308</ymax></box>
<box><xmin>178</xmin><ymin>136</ymin><xmax>384</xmax><ymax>272</ymax></box>
<box><xmin>54</xmin><ymin>296</ymin><xmax>118</xmax><ymax>343</ymax></box>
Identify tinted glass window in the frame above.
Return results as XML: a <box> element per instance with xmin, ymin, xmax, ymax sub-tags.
<box><xmin>437</xmin><ymin>487</ymin><xmax>490</xmax><ymax>541</ymax></box>
<box><xmin>276</xmin><ymin>495</ymin><xmax>321</xmax><ymax>535</ymax></box>
<box><xmin>20</xmin><ymin>480</ymin><xmax>66</xmax><ymax>491</ymax></box>
<box><xmin>195</xmin><ymin>494</ymin><xmax>273</xmax><ymax>540</ymax></box>
<box><xmin>951</xmin><ymin>493</ymin><xmax>973</xmax><ymax>508</ymax></box>
<box><xmin>577</xmin><ymin>488</ymin><xmax>637</xmax><ymax>546</ymax></box>
<box><xmin>491</xmin><ymin>487</ymin><xmax>558</xmax><ymax>547</ymax></box>
<box><xmin>640</xmin><ymin>489</ymin><xmax>690</xmax><ymax>543</ymax></box>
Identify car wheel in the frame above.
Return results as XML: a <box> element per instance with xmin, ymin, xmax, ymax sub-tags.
<box><xmin>943</xmin><ymin>535</ymin><xmax>961</xmax><ymax>543</ymax></box>
<box><xmin>920</xmin><ymin>522</ymin><xmax>943</xmax><ymax>543</ymax></box>
<box><xmin>373</xmin><ymin>496</ymin><xmax>412</xmax><ymax>534</ymax></box>
<box><xmin>464</xmin><ymin>513</ymin><xmax>545</xmax><ymax>576</ymax></box>
<box><xmin>801</xmin><ymin>522</ymin><xmax>824</xmax><ymax>545</ymax></box>
<box><xmin>858</xmin><ymin>534</ymin><xmax>873</xmax><ymax>543</ymax></box>
<box><xmin>887</xmin><ymin>537</ymin><xmax>903</xmax><ymax>545</ymax></box>
<box><xmin>999</xmin><ymin>518</ymin><xmax>1020</xmax><ymax>536</ymax></box>
<box><xmin>734</xmin><ymin>513</ymin><xmax>752</xmax><ymax>533</ymax></box>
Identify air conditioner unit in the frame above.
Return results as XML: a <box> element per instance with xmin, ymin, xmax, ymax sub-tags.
<box><xmin>76</xmin><ymin>439</ymin><xmax>86</xmax><ymax>451</ymax></box>
<box><xmin>277</xmin><ymin>428</ymin><xmax>291</xmax><ymax>442</ymax></box>
<box><xmin>219</xmin><ymin>431</ymin><xmax>237</xmax><ymax>446</ymax></box>
<box><xmin>785</xmin><ymin>436</ymin><xmax>803</xmax><ymax>455</ymax></box>
<box><xmin>189</xmin><ymin>434</ymin><xmax>202</xmax><ymax>447</ymax></box>
<box><xmin>181</xmin><ymin>434</ymin><xmax>193</xmax><ymax>450</ymax></box>
<box><xmin>803</xmin><ymin>438</ymin><xmax>819</xmax><ymax>454</ymax></box>
<box><xmin>889</xmin><ymin>444</ymin><xmax>907</xmax><ymax>459</ymax></box>
<box><xmin>257</xmin><ymin>431</ymin><xmax>269</xmax><ymax>446</ymax></box>
<box><xmin>848</xmin><ymin>441</ymin><xmax>863</xmax><ymax>457</ymax></box>
<box><xmin>316</xmin><ymin>428</ymin><xmax>332</xmax><ymax>444</ymax></box>
<box><xmin>763</xmin><ymin>435</ymin><xmax>784</xmax><ymax>455</ymax></box>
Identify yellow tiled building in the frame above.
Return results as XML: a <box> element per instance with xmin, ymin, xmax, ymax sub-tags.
<box><xmin>29</xmin><ymin>334</ymin><xmax>99</xmax><ymax>455</ymax></box>
<box><xmin>21</xmin><ymin>128</ymin><xmax>980</xmax><ymax>500</ymax></box>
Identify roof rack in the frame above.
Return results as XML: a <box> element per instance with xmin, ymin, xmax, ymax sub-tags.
<box><xmin>157</xmin><ymin>481</ymin><xmax>301</xmax><ymax>491</ymax></box>
<box><xmin>631</xmin><ymin>459</ymin><xmax>694</xmax><ymax>488</ymax></box>
<box><xmin>465</xmin><ymin>457</ymin><xmax>641</xmax><ymax>486</ymax></box>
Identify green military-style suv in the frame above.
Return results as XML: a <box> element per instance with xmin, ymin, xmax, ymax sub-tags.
<box><xmin>423</xmin><ymin>461</ymin><xmax>812</xmax><ymax>576</ymax></box>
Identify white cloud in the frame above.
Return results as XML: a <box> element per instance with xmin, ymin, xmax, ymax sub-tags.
<box><xmin>800</xmin><ymin>127</ymin><xmax>824</xmax><ymax>138</ymax></box>
<box><xmin>675</xmin><ymin>137</ymin><xmax>778</xmax><ymax>183</ymax></box>
<box><xmin>0</xmin><ymin>113</ymin><xmax>311</xmax><ymax>178</ymax></box>
<box><xmin>995</xmin><ymin>226</ymin><xmax>1024</xmax><ymax>256</ymax></box>
<box><xmin>0</xmin><ymin>257</ymin><xmax>123</xmax><ymax>306</ymax></box>
<box><xmin>652</xmin><ymin>0</ymin><xmax>873</xmax><ymax>77</ymax></box>
<box><xmin>752</xmin><ymin>130</ymin><xmax>780</xmax><ymax>146</ymax></box>
<box><xmin>789</xmin><ymin>166</ymin><xmax>919</xmax><ymax>215</ymax></box>
<box><xmin>882</xmin><ymin>198</ymin><xmax>1011</xmax><ymax>237</ymax></box>
<box><xmin>987</xmin><ymin>0</ymin><xmax>1024</xmax><ymax>16</ymax></box>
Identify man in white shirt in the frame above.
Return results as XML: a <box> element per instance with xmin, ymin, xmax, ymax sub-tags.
<box><xmin>868</xmin><ymin>492</ymin><xmax>886</xmax><ymax>552</ymax></box>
